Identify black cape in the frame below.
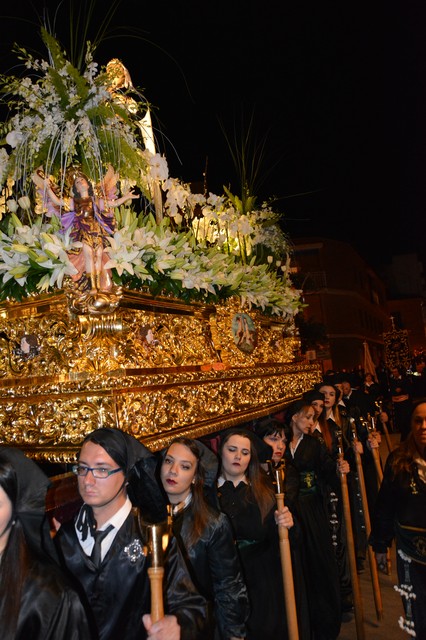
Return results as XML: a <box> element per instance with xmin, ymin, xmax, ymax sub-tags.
<box><xmin>172</xmin><ymin>501</ymin><xmax>249</xmax><ymax>639</ymax></box>
<box><xmin>15</xmin><ymin>557</ymin><xmax>93</xmax><ymax>640</ymax></box>
<box><xmin>56</xmin><ymin>507</ymin><xmax>209</xmax><ymax>640</ymax></box>
<box><xmin>285</xmin><ymin>435</ymin><xmax>342</xmax><ymax>640</ymax></box>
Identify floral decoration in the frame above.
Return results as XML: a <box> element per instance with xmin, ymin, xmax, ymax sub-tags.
<box><xmin>0</xmin><ymin>27</ymin><xmax>302</xmax><ymax>319</ymax></box>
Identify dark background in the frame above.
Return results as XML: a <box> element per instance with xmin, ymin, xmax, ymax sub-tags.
<box><xmin>1</xmin><ymin>1</ymin><xmax>425</xmax><ymax>269</ymax></box>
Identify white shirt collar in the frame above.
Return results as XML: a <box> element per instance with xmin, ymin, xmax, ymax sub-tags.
<box><xmin>217</xmin><ymin>474</ymin><xmax>248</xmax><ymax>487</ymax></box>
<box><xmin>76</xmin><ymin>497</ymin><xmax>132</xmax><ymax>561</ymax></box>
<box><xmin>171</xmin><ymin>492</ymin><xmax>192</xmax><ymax>517</ymax></box>
<box><xmin>289</xmin><ymin>433</ymin><xmax>304</xmax><ymax>457</ymax></box>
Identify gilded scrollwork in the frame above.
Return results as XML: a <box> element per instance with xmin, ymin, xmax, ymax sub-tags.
<box><xmin>0</xmin><ymin>291</ymin><xmax>320</xmax><ymax>460</ymax></box>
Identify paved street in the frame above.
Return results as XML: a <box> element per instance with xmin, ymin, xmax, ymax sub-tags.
<box><xmin>338</xmin><ymin>544</ymin><xmax>406</xmax><ymax>639</ymax></box>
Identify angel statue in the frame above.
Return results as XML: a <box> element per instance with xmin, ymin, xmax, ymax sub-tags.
<box><xmin>105</xmin><ymin>58</ymin><xmax>163</xmax><ymax>222</ymax></box>
<box><xmin>32</xmin><ymin>165</ymin><xmax>138</xmax><ymax>293</ymax></box>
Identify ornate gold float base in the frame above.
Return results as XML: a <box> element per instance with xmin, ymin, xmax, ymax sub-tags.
<box><xmin>0</xmin><ymin>290</ymin><xmax>320</xmax><ymax>461</ymax></box>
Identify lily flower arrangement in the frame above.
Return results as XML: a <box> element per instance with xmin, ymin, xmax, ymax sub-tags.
<box><xmin>0</xmin><ymin>27</ymin><xmax>302</xmax><ymax>319</ymax></box>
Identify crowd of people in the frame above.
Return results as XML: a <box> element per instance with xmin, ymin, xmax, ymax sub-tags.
<box><xmin>0</xmin><ymin>365</ymin><xmax>425</xmax><ymax>639</ymax></box>
<box><xmin>322</xmin><ymin>357</ymin><xmax>426</xmax><ymax>441</ymax></box>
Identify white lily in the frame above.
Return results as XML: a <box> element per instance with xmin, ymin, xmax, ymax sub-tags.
<box><xmin>31</xmin><ymin>255</ymin><xmax>78</xmax><ymax>288</ymax></box>
<box><xmin>10</xmin><ymin>243</ymin><xmax>30</xmax><ymax>254</ymax></box>
<box><xmin>0</xmin><ymin>248</ymin><xmax>29</xmax><ymax>284</ymax></box>
<box><xmin>104</xmin><ymin>248</ymin><xmax>140</xmax><ymax>276</ymax></box>
<box><xmin>133</xmin><ymin>264</ymin><xmax>154</xmax><ymax>282</ymax></box>
<box><xmin>5</xmin><ymin>265</ymin><xmax>29</xmax><ymax>285</ymax></box>
<box><xmin>16</xmin><ymin>224</ymin><xmax>41</xmax><ymax>245</ymax></box>
<box><xmin>153</xmin><ymin>252</ymin><xmax>178</xmax><ymax>274</ymax></box>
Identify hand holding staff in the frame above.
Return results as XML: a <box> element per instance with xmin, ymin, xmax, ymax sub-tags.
<box><xmin>367</xmin><ymin>414</ymin><xmax>383</xmax><ymax>489</ymax></box>
<box><xmin>375</xmin><ymin>400</ymin><xmax>393</xmax><ymax>454</ymax></box>
<box><xmin>272</xmin><ymin>462</ymin><xmax>299</xmax><ymax>640</ymax></box>
<box><xmin>365</xmin><ymin>414</ymin><xmax>392</xmax><ymax>575</ymax></box>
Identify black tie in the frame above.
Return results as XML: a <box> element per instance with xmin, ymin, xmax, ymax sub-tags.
<box><xmin>90</xmin><ymin>525</ymin><xmax>113</xmax><ymax>567</ymax></box>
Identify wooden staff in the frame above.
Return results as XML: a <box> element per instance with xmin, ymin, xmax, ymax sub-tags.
<box><xmin>365</xmin><ymin>415</ymin><xmax>392</xmax><ymax>575</ymax></box>
<box><xmin>336</xmin><ymin>428</ymin><xmax>365</xmax><ymax>640</ymax></box>
<box><xmin>349</xmin><ymin>419</ymin><xmax>384</xmax><ymax>621</ymax></box>
<box><xmin>375</xmin><ymin>400</ymin><xmax>393</xmax><ymax>455</ymax></box>
<box><xmin>272</xmin><ymin>462</ymin><xmax>299</xmax><ymax>640</ymax></box>
<box><xmin>379</xmin><ymin>419</ymin><xmax>393</xmax><ymax>456</ymax></box>
<box><xmin>365</xmin><ymin>414</ymin><xmax>384</xmax><ymax>488</ymax></box>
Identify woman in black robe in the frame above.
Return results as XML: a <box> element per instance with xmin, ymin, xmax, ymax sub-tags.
<box><xmin>317</xmin><ymin>382</ymin><xmax>359</xmax><ymax>610</ymax></box>
<box><xmin>284</xmin><ymin>400</ymin><xmax>349</xmax><ymax>640</ymax></box>
<box><xmin>216</xmin><ymin>428</ymin><xmax>294</xmax><ymax>640</ymax></box>
<box><xmin>370</xmin><ymin>400</ymin><xmax>426</xmax><ymax>637</ymax></box>
<box><xmin>253</xmin><ymin>415</ymin><xmax>311</xmax><ymax>640</ymax></box>
<box><xmin>0</xmin><ymin>447</ymin><xmax>92</xmax><ymax>640</ymax></box>
<box><xmin>160</xmin><ymin>437</ymin><xmax>249</xmax><ymax>640</ymax></box>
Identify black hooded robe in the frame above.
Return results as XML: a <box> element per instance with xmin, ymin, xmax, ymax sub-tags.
<box><xmin>14</xmin><ymin>558</ymin><xmax>94</xmax><ymax>640</ymax></box>
<box><xmin>56</xmin><ymin>508</ymin><xmax>209</xmax><ymax>640</ymax></box>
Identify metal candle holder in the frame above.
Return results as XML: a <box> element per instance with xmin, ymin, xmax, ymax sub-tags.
<box><xmin>268</xmin><ymin>459</ymin><xmax>286</xmax><ymax>495</ymax></box>
<box><xmin>139</xmin><ymin>513</ymin><xmax>171</xmax><ymax>623</ymax></box>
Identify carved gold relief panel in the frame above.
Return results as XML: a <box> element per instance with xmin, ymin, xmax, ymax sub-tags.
<box><xmin>0</xmin><ymin>291</ymin><xmax>320</xmax><ymax>460</ymax></box>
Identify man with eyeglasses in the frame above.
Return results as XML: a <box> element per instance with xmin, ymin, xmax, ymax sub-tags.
<box><xmin>55</xmin><ymin>427</ymin><xmax>208</xmax><ymax>640</ymax></box>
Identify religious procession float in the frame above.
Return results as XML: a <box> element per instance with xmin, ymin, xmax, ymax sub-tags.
<box><xmin>0</xmin><ymin>24</ymin><xmax>320</xmax><ymax>462</ymax></box>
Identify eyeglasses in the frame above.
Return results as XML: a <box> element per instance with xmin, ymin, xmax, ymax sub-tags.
<box><xmin>71</xmin><ymin>465</ymin><xmax>123</xmax><ymax>479</ymax></box>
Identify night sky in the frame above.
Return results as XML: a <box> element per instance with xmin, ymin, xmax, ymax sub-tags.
<box><xmin>1</xmin><ymin>1</ymin><xmax>425</xmax><ymax>269</ymax></box>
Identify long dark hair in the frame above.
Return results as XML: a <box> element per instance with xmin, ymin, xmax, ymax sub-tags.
<box><xmin>254</xmin><ymin>416</ymin><xmax>286</xmax><ymax>440</ymax></box>
<box><xmin>164</xmin><ymin>437</ymin><xmax>215</xmax><ymax>548</ymax></box>
<box><xmin>318</xmin><ymin>383</ymin><xmax>343</xmax><ymax>428</ymax></box>
<box><xmin>316</xmin><ymin>409</ymin><xmax>333</xmax><ymax>452</ymax></box>
<box><xmin>0</xmin><ymin>457</ymin><xmax>31</xmax><ymax>640</ymax></box>
<box><xmin>390</xmin><ymin>401</ymin><xmax>426</xmax><ymax>476</ymax></box>
<box><xmin>390</xmin><ymin>434</ymin><xmax>418</xmax><ymax>476</ymax></box>
<box><xmin>219</xmin><ymin>429</ymin><xmax>275</xmax><ymax>521</ymax></box>
<box><xmin>71</xmin><ymin>171</ymin><xmax>94</xmax><ymax>198</ymax></box>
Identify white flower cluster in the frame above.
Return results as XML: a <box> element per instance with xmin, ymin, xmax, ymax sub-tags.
<box><xmin>0</xmin><ymin>217</ymin><xmax>78</xmax><ymax>291</ymax></box>
<box><xmin>164</xmin><ymin>185</ymin><xmax>290</xmax><ymax>263</ymax></box>
<box><xmin>0</xmin><ymin>203</ymin><xmax>301</xmax><ymax>317</ymax></box>
<box><xmin>0</xmin><ymin>30</ymin><xmax>302</xmax><ymax>318</ymax></box>
<box><xmin>102</xmin><ymin>209</ymin><xmax>300</xmax><ymax>316</ymax></box>
<box><xmin>0</xmin><ymin>33</ymin><xmax>143</xmax><ymax>197</ymax></box>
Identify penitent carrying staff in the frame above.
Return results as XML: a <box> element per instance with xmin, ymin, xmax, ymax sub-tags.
<box><xmin>54</xmin><ymin>427</ymin><xmax>209</xmax><ymax>640</ymax></box>
<box><xmin>284</xmin><ymin>400</ymin><xmax>346</xmax><ymax>640</ymax></box>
